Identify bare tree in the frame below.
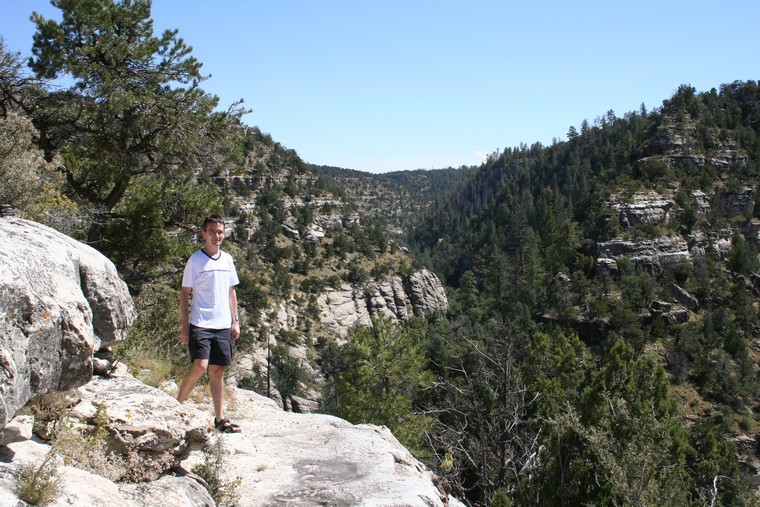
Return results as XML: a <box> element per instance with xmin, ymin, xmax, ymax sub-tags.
<box><xmin>427</xmin><ymin>316</ymin><xmax>541</xmax><ymax>504</ymax></box>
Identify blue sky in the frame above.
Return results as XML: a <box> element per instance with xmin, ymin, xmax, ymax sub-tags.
<box><xmin>2</xmin><ymin>1</ymin><xmax>758</xmax><ymax>173</ymax></box>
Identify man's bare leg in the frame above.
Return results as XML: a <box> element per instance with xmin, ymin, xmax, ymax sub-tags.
<box><xmin>208</xmin><ymin>364</ymin><xmax>225</xmax><ymax>421</ymax></box>
<box><xmin>177</xmin><ymin>359</ymin><xmax>208</xmax><ymax>403</ymax></box>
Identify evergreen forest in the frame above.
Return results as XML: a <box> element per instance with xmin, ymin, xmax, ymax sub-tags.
<box><xmin>1</xmin><ymin>1</ymin><xmax>759</xmax><ymax>505</ymax></box>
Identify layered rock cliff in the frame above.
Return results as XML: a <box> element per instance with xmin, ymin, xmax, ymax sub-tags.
<box><xmin>318</xmin><ymin>269</ymin><xmax>448</xmax><ymax>339</ymax></box>
<box><xmin>597</xmin><ymin>189</ymin><xmax>759</xmax><ymax>273</ymax></box>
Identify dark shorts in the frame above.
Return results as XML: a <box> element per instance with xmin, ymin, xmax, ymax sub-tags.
<box><xmin>188</xmin><ymin>325</ymin><xmax>233</xmax><ymax>366</ymax></box>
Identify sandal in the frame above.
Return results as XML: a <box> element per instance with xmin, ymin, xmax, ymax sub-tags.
<box><xmin>214</xmin><ymin>417</ymin><xmax>241</xmax><ymax>433</ymax></box>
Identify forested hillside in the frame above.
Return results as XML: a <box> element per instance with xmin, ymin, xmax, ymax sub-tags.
<box><xmin>408</xmin><ymin>81</ymin><xmax>760</xmax><ymax>505</ymax></box>
<box><xmin>2</xmin><ymin>1</ymin><xmax>759</xmax><ymax>505</ymax></box>
<box><xmin>312</xmin><ymin>164</ymin><xmax>473</xmax><ymax>239</ymax></box>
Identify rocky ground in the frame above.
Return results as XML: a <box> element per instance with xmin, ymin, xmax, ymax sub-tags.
<box><xmin>0</xmin><ymin>367</ymin><xmax>462</xmax><ymax>507</ymax></box>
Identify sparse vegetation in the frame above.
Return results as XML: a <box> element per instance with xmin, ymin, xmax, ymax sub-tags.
<box><xmin>15</xmin><ymin>451</ymin><xmax>61</xmax><ymax>506</ymax></box>
<box><xmin>191</xmin><ymin>434</ymin><xmax>243</xmax><ymax>506</ymax></box>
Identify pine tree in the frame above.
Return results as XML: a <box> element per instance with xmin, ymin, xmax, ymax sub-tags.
<box><xmin>333</xmin><ymin>316</ymin><xmax>433</xmax><ymax>456</ymax></box>
<box><xmin>28</xmin><ymin>0</ymin><xmax>245</xmax><ymax>284</ymax></box>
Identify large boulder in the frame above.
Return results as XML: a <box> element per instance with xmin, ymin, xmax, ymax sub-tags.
<box><xmin>0</xmin><ymin>217</ymin><xmax>134</xmax><ymax>431</ymax></box>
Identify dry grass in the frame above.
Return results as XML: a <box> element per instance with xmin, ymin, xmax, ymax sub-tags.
<box><xmin>15</xmin><ymin>451</ymin><xmax>61</xmax><ymax>505</ymax></box>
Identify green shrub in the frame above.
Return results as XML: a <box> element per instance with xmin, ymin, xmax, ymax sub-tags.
<box><xmin>192</xmin><ymin>435</ymin><xmax>242</xmax><ymax>506</ymax></box>
<box><xmin>115</xmin><ymin>282</ymin><xmax>187</xmax><ymax>385</ymax></box>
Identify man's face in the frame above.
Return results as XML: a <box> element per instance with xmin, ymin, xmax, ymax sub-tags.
<box><xmin>202</xmin><ymin>222</ymin><xmax>225</xmax><ymax>246</ymax></box>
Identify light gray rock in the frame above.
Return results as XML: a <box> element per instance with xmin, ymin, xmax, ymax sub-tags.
<box><xmin>645</xmin><ymin>113</ymin><xmax>750</xmax><ymax>171</ymax></box>
<box><xmin>668</xmin><ymin>282</ymin><xmax>699</xmax><ymax>311</ymax></box>
<box><xmin>69</xmin><ymin>368</ymin><xmax>211</xmax><ymax>481</ymax></box>
<box><xmin>651</xmin><ymin>300</ymin><xmax>672</xmax><ymax>314</ymax></box>
<box><xmin>686</xmin><ymin>230</ymin><xmax>734</xmax><ymax>259</ymax></box>
<box><xmin>345</xmin><ymin>213</ymin><xmax>361</xmax><ymax>226</ymax></box>
<box><xmin>366</xmin><ymin>276</ymin><xmax>412</xmax><ymax>320</ymax></box>
<box><xmin>595</xmin><ymin>257</ymin><xmax>619</xmax><ymax>273</ymax></box>
<box><xmin>318</xmin><ymin>284</ymin><xmax>373</xmax><ymax>339</ymax></box>
<box><xmin>0</xmin><ymin>217</ymin><xmax>135</xmax><ymax>431</ymax></box>
<box><xmin>92</xmin><ymin>357</ymin><xmax>111</xmax><ymax>376</ymax></box>
<box><xmin>181</xmin><ymin>388</ymin><xmax>464</xmax><ymax>507</ymax></box>
<box><xmin>596</xmin><ymin>236</ymin><xmax>690</xmax><ymax>272</ymax></box>
<box><xmin>282</xmin><ymin>221</ymin><xmax>300</xmax><ymax>239</ymax></box>
<box><xmin>315</xmin><ymin>213</ymin><xmax>344</xmax><ymax>230</ymax></box>
<box><xmin>0</xmin><ymin>415</ymin><xmax>33</xmax><ymax>446</ymax></box>
<box><xmin>119</xmin><ymin>475</ymin><xmax>215</xmax><ymax>507</ymax></box>
<box><xmin>407</xmin><ymin>269</ymin><xmax>449</xmax><ymax>317</ymax></box>
<box><xmin>660</xmin><ymin>304</ymin><xmax>691</xmax><ymax>325</ymax></box>
<box><xmin>691</xmin><ymin>190</ymin><xmax>711</xmax><ymax>215</ymax></box>
<box><xmin>390</xmin><ymin>276</ymin><xmax>412</xmax><ymax>319</ymax></box>
<box><xmin>609</xmin><ymin>191</ymin><xmax>674</xmax><ymax>228</ymax></box>
<box><xmin>0</xmin><ymin>437</ymin><xmax>214</xmax><ymax>507</ymax></box>
<box><xmin>318</xmin><ymin>269</ymin><xmax>448</xmax><ymax>338</ymax></box>
<box><xmin>0</xmin><ymin>438</ymin><xmax>58</xmax><ymax>507</ymax></box>
<box><xmin>0</xmin><ymin>374</ymin><xmax>462</xmax><ymax>506</ymax></box>
<box><xmin>304</xmin><ymin>224</ymin><xmax>325</xmax><ymax>243</ymax></box>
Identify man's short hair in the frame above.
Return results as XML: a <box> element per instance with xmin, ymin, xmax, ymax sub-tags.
<box><xmin>202</xmin><ymin>214</ymin><xmax>225</xmax><ymax>231</ymax></box>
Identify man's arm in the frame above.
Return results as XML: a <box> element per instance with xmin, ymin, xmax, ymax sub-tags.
<box><xmin>230</xmin><ymin>286</ymin><xmax>240</xmax><ymax>340</ymax></box>
<box><xmin>179</xmin><ymin>286</ymin><xmax>191</xmax><ymax>344</ymax></box>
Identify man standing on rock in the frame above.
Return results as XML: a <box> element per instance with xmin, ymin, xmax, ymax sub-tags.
<box><xmin>177</xmin><ymin>214</ymin><xmax>242</xmax><ymax>433</ymax></box>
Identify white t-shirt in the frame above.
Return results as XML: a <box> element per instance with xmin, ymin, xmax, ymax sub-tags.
<box><xmin>182</xmin><ymin>249</ymin><xmax>240</xmax><ymax>329</ymax></box>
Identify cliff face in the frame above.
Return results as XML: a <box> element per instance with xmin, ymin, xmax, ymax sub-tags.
<box><xmin>317</xmin><ymin>269</ymin><xmax>449</xmax><ymax>339</ymax></box>
<box><xmin>0</xmin><ymin>216</ymin><xmax>134</xmax><ymax>431</ymax></box>
<box><xmin>609</xmin><ymin>190</ymin><xmax>674</xmax><ymax>228</ymax></box>
<box><xmin>597</xmin><ymin>187</ymin><xmax>759</xmax><ymax>274</ymax></box>
<box><xmin>235</xmin><ymin>269</ymin><xmax>449</xmax><ymax>412</ymax></box>
<box><xmin>596</xmin><ymin>235</ymin><xmax>691</xmax><ymax>272</ymax></box>
<box><xmin>645</xmin><ymin>112</ymin><xmax>750</xmax><ymax>172</ymax></box>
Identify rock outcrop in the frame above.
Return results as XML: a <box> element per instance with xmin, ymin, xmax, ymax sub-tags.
<box><xmin>406</xmin><ymin>269</ymin><xmax>449</xmax><ymax>316</ymax></box>
<box><xmin>646</xmin><ymin>113</ymin><xmax>750</xmax><ymax>172</ymax></box>
<box><xmin>595</xmin><ymin>236</ymin><xmax>691</xmax><ymax>273</ymax></box>
<box><xmin>718</xmin><ymin>187</ymin><xmax>756</xmax><ymax>218</ymax></box>
<box><xmin>209</xmin><ymin>385</ymin><xmax>461</xmax><ymax>506</ymax></box>
<box><xmin>318</xmin><ymin>269</ymin><xmax>449</xmax><ymax>338</ymax></box>
<box><xmin>0</xmin><ymin>217</ymin><xmax>135</xmax><ymax>431</ymax></box>
<box><xmin>69</xmin><ymin>372</ymin><xmax>210</xmax><ymax>481</ymax></box>
<box><xmin>609</xmin><ymin>191</ymin><xmax>674</xmax><ymax>228</ymax></box>
<box><xmin>686</xmin><ymin>229</ymin><xmax>734</xmax><ymax>259</ymax></box>
<box><xmin>0</xmin><ymin>370</ymin><xmax>463</xmax><ymax>507</ymax></box>
<box><xmin>0</xmin><ymin>433</ymin><xmax>215</xmax><ymax>507</ymax></box>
